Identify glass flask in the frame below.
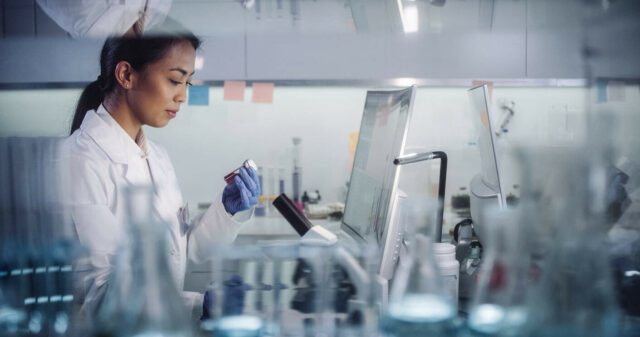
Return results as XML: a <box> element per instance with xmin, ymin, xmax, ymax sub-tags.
<box><xmin>94</xmin><ymin>185</ymin><xmax>191</xmax><ymax>337</ymax></box>
<box><xmin>464</xmin><ymin>207</ymin><xmax>533</xmax><ymax>337</ymax></box>
<box><xmin>381</xmin><ymin>234</ymin><xmax>457</xmax><ymax>337</ymax></box>
<box><xmin>518</xmin><ymin>148</ymin><xmax>622</xmax><ymax>337</ymax></box>
<box><xmin>201</xmin><ymin>244</ymin><xmax>271</xmax><ymax>337</ymax></box>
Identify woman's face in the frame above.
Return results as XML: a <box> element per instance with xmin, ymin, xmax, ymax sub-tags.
<box><xmin>127</xmin><ymin>40</ymin><xmax>196</xmax><ymax>128</ymax></box>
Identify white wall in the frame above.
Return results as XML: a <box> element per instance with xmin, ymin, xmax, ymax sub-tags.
<box><xmin>1</xmin><ymin>84</ymin><xmax>638</xmax><ymax>213</ymax></box>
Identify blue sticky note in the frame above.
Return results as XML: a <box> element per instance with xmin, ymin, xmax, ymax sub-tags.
<box><xmin>188</xmin><ymin>85</ymin><xmax>209</xmax><ymax>106</ymax></box>
<box><xmin>596</xmin><ymin>81</ymin><xmax>607</xmax><ymax>103</ymax></box>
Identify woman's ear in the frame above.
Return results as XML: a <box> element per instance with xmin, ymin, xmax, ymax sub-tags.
<box><xmin>114</xmin><ymin>61</ymin><xmax>135</xmax><ymax>90</ymax></box>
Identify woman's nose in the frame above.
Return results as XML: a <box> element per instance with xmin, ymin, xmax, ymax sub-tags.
<box><xmin>175</xmin><ymin>86</ymin><xmax>187</xmax><ymax>103</ymax></box>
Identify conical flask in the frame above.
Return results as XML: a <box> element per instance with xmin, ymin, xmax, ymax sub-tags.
<box><xmin>519</xmin><ymin>149</ymin><xmax>622</xmax><ymax>337</ymax></box>
<box><xmin>94</xmin><ymin>185</ymin><xmax>190</xmax><ymax>337</ymax></box>
<box><xmin>465</xmin><ymin>206</ymin><xmax>533</xmax><ymax>337</ymax></box>
<box><xmin>381</xmin><ymin>234</ymin><xmax>457</xmax><ymax>337</ymax></box>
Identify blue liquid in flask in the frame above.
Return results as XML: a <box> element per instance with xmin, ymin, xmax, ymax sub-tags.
<box><xmin>382</xmin><ymin>294</ymin><xmax>457</xmax><ymax>337</ymax></box>
<box><xmin>211</xmin><ymin>315</ymin><xmax>263</xmax><ymax>337</ymax></box>
<box><xmin>467</xmin><ymin>304</ymin><xmax>528</xmax><ymax>337</ymax></box>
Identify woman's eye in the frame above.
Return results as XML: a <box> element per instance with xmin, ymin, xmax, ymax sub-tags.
<box><xmin>186</xmin><ymin>81</ymin><xmax>193</xmax><ymax>87</ymax></box>
<box><xmin>169</xmin><ymin>79</ymin><xmax>182</xmax><ymax>85</ymax></box>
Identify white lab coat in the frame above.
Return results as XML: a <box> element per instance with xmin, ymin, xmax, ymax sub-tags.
<box><xmin>60</xmin><ymin>104</ymin><xmax>251</xmax><ymax>320</ymax></box>
<box><xmin>36</xmin><ymin>0</ymin><xmax>172</xmax><ymax>38</ymax></box>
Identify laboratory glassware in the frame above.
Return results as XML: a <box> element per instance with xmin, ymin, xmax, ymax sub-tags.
<box><xmin>202</xmin><ymin>243</ymin><xmax>273</xmax><ymax>337</ymax></box>
<box><xmin>465</xmin><ymin>207</ymin><xmax>533</xmax><ymax>337</ymax></box>
<box><xmin>94</xmin><ymin>185</ymin><xmax>191</xmax><ymax>337</ymax></box>
<box><xmin>278</xmin><ymin>168</ymin><xmax>285</xmax><ymax>195</ymax></box>
<box><xmin>518</xmin><ymin>148</ymin><xmax>622</xmax><ymax>337</ymax></box>
<box><xmin>381</xmin><ymin>234</ymin><xmax>457</xmax><ymax>337</ymax></box>
<box><xmin>292</xmin><ymin>137</ymin><xmax>302</xmax><ymax>209</ymax></box>
<box><xmin>255</xmin><ymin>167</ymin><xmax>266</xmax><ymax>217</ymax></box>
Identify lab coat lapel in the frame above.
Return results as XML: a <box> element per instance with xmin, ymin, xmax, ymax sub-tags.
<box><xmin>80</xmin><ymin>109</ymin><xmax>146</xmax><ymax>186</ymax></box>
<box><xmin>80</xmin><ymin>109</ymin><xmax>127</xmax><ymax>165</ymax></box>
<box><xmin>147</xmin><ymin>150</ymin><xmax>183</xmax><ymax>251</ymax></box>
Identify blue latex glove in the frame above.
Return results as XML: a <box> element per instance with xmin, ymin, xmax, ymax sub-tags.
<box><xmin>201</xmin><ymin>275</ymin><xmax>252</xmax><ymax>321</ymax></box>
<box><xmin>222</xmin><ymin>167</ymin><xmax>261</xmax><ymax>215</ymax></box>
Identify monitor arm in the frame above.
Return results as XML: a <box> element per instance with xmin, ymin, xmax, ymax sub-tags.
<box><xmin>394</xmin><ymin>151</ymin><xmax>448</xmax><ymax>242</ymax></box>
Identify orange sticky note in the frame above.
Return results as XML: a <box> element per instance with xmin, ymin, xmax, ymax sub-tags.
<box><xmin>349</xmin><ymin>132</ymin><xmax>359</xmax><ymax>152</ymax></box>
<box><xmin>252</xmin><ymin>82</ymin><xmax>274</xmax><ymax>104</ymax></box>
<box><xmin>223</xmin><ymin>80</ymin><xmax>246</xmax><ymax>101</ymax></box>
<box><xmin>472</xmin><ymin>80</ymin><xmax>493</xmax><ymax>102</ymax></box>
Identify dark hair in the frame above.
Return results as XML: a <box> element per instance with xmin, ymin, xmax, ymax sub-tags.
<box><xmin>70</xmin><ymin>34</ymin><xmax>201</xmax><ymax>135</ymax></box>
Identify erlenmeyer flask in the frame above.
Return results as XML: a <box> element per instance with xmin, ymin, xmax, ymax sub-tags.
<box><xmin>94</xmin><ymin>185</ymin><xmax>190</xmax><ymax>337</ymax></box>
<box><xmin>520</xmin><ymin>149</ymin><xmax>622</xmax><ymax>337</ymax></box>
<box><xmin>381</xmin><ymin>234</ymin><xmax>457</xmax><ymax>337</ymax></box>
<box><xmin>465</xmin><ymin>207</ymin><xmax>533</xmax><ymax>336</ymax></box>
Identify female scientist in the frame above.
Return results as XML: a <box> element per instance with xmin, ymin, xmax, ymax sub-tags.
<box><xmin>62</xmin><ymin>33</ymin><xmax>260</xmax><ymax>319</ymax></box>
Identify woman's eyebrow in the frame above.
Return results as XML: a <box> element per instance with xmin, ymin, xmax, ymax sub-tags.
<box><xmin>169</xmin><ymin>68</ymin><xmax>195</xmax><ymax>76</ymax></box>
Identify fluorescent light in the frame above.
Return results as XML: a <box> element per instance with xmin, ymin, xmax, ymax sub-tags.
<box><xmin>392</xmin><ymin>78</ymin><xmax>418</xmax><ymax>87</ymax></box>
<box><xmin>397</xmin><ymin>0</ymin><xmax>419</xmax><ymax>33</ymax></box>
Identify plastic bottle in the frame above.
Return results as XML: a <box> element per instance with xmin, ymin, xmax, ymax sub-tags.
<box><xmin>433</xmin><ymin>243</ymin><xmax>459</xmax><ymax>304</ymax></box>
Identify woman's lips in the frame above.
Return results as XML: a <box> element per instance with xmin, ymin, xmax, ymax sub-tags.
<box><xmin>166</xmin><ymin>110</ymin><xmax>177</xmax><ymax>118</ymax></box>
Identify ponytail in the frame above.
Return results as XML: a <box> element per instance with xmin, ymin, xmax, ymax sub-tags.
<box><xmin>70</xmin><ymin>79</ymin><xmax>105</xmax><ymax>135</ymax></box>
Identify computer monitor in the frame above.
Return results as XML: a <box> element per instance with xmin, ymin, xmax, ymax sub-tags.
<box><xmin>467</xmin><ymin>84</ymin><xmax>506</xmax><ymax>241</ymax></box>
<box><xmin>341</xmin><ymin>85</ymin><xmax>416</xmax><ymax>281</ymax></box>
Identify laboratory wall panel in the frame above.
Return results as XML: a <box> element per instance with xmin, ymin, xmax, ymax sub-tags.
<box><xmin>526</xmin><ymin>0</ymin><xmax>583</xmax><ymax>78</ymax></box>
<box><xmin>4</xmin><ymin>0</ymin><xmax>36</xmax><ymax>37</ymax></box>
<box><xmin>584</xmin><ymin>1</ymin><xmax>640</xmax><ymax>79</ymax></box>
<box><xmin>246</xmin><ymin>33</ymin><xmax>387</xmax><ymax>80</ymax></box>
<box><xmin>34</xmin><ymin>2</ymin><xmax>67</xmax><ymax>37</ymax></box>
<box><xmin>526</xmin><ymin>32</ymin><xmax>583</xmax><ymax>79</ymax></box>
<box><xmin>169</xmin><ymin>1</ymin><xmax>245</xmax><ymax>36</ymax></box>
<box><xmin>195</xmin><ymin>35</ymin><xmax>246</xmax><ymax>80</ymax></box>
<box><xmin>384</xmin><ymin>31</ymin><xmax>526</xmax><ymax>78</ymax></box>
<box><xmin>0</xmin><ymin>38</ymin><xmax>101</xmax><ymax>84</ymax></box>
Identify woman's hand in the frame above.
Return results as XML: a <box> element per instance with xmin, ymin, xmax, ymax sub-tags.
<box><xmin>222</xmin><ymin>167</ymin><xmax>261</xmax><ymax>215</ymax></box>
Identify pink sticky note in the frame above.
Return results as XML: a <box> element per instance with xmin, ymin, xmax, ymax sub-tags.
<box><xmin>252</xmin><ymin>82</ymin><xmax>274</xmax><ymax>104</ymax></box>
<box><xmin>472</xmin><ymin>80</ymin><xmax>493</xmax><ymax>102</ymax></box>
<box><xmin>223</xmin><ymin>80</ymin><xmax>246</xmax><ymax>101</ymax></box>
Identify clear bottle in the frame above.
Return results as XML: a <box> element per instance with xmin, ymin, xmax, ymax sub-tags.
<box><xmin>255</xmin><ymin>167</ymin><xmax>266</xmax><ymax>217</ymax></box>
<box><xmin>94</xmin><ymin>185</ymin><xmax>191</xmax><ymax>337</ymax></box>
<box><xmin>381</xmin><ymin>234</ymin><xmax>457</xmax><ymax>337</ymax></box>
<box><xmin>292</xmin><ymin>138</ymin><xmax>302</xmax><ymax>205</ymax></box>
<box><xmin>278</xmin><ymin>168</ymin><xmax>285</xmax><ymax>195</ymax></box>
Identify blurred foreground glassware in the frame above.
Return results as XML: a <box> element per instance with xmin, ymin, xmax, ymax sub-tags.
<box><xmin>202</xmin><ymin>244</ymin><xmax>272</xmax><ymax>337</ymax></box>
<box><xmin>1</xmin><ymin>137</ymin><xmax>82</xmax><ymax>336</ymax></box>
<box><xmin>464</xmin><ymin>206</ymin><xmax>534</xmax><ymax>337</ymax></box>
<box><xmin>94</xmin><ymin>185</ymin><xmax>191</xmax><ymax>337</ymax></box>
<box><xmin>380</xmin><ymin>234</ymin><xmax>457</xmax><ymax>337</ymax></box>
<box><xmin>517</xmin><ymin>148</ymin><xmax>622</xmax><ymax>337</ymax></box>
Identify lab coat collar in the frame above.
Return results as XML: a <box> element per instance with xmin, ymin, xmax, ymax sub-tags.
<box><xmin>80</xmin><ymin>104</ymin><xmax>152</xmax><ymax>166</ymax></box>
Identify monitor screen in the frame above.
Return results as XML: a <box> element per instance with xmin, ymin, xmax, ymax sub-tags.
<box><xmin>341</xmin><ymin>86</ymin><xmax>415</xmax><ymax>246</ymax></box>
<box><xmin>468</xmin><ymin>84</ymin><xmax>506</xmax><ymax>205</ymax></box>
